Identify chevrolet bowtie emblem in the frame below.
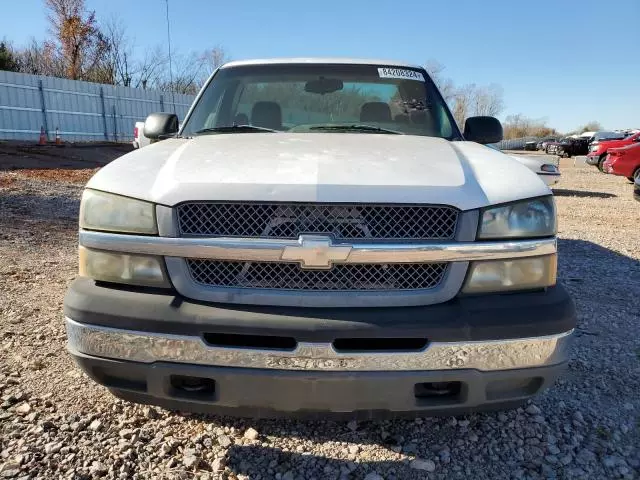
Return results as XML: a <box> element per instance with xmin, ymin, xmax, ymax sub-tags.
<box><xmin>281</xmin><ymin>235</ymin><xmax>352</xmax><ymax>269</ymax></box>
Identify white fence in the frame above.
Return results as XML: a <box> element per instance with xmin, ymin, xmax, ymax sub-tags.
<box><xmin>0</xmin><ymin>71</ymin><xmax>195</xmax><ymax>142</ymax></box>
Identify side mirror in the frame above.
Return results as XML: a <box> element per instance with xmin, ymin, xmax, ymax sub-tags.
<box><xmin>143</xmin><ymin>113</ymin><xmax>179</xmax><ymax>140</ymax></box>
<box><xmin>463</xmin><ymin>116</ymin><xmax>503</xmax><ymax>144</ymax></box>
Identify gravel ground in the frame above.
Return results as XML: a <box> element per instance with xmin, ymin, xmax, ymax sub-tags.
<box><xmin>1</xmin><ymin>153</ymin><xmax>639</xmax><ymax>480</ymax></box>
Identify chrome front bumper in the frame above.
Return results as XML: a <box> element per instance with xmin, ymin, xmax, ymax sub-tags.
<box><xmin>66</xmin><ymin>318</ymin><xmax>573</xmax><ymax>373</ymax></box>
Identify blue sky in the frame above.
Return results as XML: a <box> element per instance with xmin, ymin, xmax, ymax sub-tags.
<box><xmin>2</xmin><ymin>0</ymin><xmax>638</xmax><ymax>132</ymax></box>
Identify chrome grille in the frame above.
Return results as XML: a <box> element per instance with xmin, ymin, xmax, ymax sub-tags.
<box><xmin>186</xmin><ymin>260</ymin><xmax>448</xmax><ymax>291</ymax></box>
<box><xmin>177</xmin><ymin>203</ymin><xmax>459</xmax><ymax>240</ymax></box>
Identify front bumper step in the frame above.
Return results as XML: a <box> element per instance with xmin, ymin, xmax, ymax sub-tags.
<box><xmin>71</xmin><ymin>351</ymin><xmax>567</xmax><ymax>418</ymax></box>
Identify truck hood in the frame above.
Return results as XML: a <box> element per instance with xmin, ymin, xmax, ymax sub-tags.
<box><xmin>598</xmin><ymin>138</ymin><xmax>633</xmax><ymax>149</ymax></box>
<box><xmin>87</xmin><ymin>133</ymin><xmax>549</xmax><ymax>210</ymax></box>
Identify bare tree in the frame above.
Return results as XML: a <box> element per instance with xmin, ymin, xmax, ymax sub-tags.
<box><xmin>503</xmin><ymin>114</ymin><xmax>530</xmax><ymax>138</ymax></box>
<box><xmin>135</xmin><ymin>46</ymin><xmax>169</xmax><ymax>89</ymax></box>
<box><xmin>157</xmin><ymin>46</ymin><xmax>229</xmax><ymax>94</ymax></box>
<box><xmin>156</xmin><ymin>51</ymin><xmax>207</xmax><ymax>94</ymax></box>
<box><xmin>471</xmin><ymin>83</ymin><xmax>504</xmax><ymax>117</ymax></box>
<box><xmin>424</xmin><ymin>59</ymin><xmax>455</xmax><ymax>103</ymax></box>
<box><xmin>45</xmin><ymin>0</ymin><xmax>109</xmax><ymax>80</ymax></box>
<box><xmin>15</xmin><ymin>38</ymin><xmax>63</xmax><ymax>76</ymax></box>
<box><xmin>188</xmin><ymin>45</ymin><xmax>230</xmax><ymax>87</ymax></box>
<box><xmin>452</xmin><ymin>85</ymin><xmax>475</xmax><ymax>128</ymax></box>
<box><xmin>11</xmin><ymin>2</ymin><xmax>227</xmax><ymax>94</ymax></box>
<box><xmin>100</xmin><ymin>17</ymin><xmax>170</xmax><ymax>89</ymax></box>
<box><xmin>501</xmin><ymin>114</ymin><xmax>559</xmax><ymax>139</ymax></box>
<box><xmin>102</xmin><ymin>17</ymin><xmax>133</xmax><ymax>85</ymax></box>
<box><xmin>201</xmin><ymin>45</ymin><xmax>228</xmax><ymax>73</ymax></box>
<box><xmin>424</xmin><ymin>60</ymin><xmax>505</xmax><ymax>128</ymax></box>
<box><xmin>579</xmin><ymin>121</ymin><xmax>603</xmax><ymax>133</ymax></box>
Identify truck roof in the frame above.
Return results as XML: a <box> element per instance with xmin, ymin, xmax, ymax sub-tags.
<box><xmin>220</xmin><ymin>57</ymin><xmax>424</xmax><ymax>70</ymax></box>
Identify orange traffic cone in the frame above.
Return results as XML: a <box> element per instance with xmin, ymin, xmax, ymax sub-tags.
<box><xmin>38</xmin><ymin>126</ymin><xmax>46</xmax><ymax>145</ymax></box>
<box><xmin>55</xmin><ymin>127</ymin><xmax>62</xmax><ymax>145</ymax></box>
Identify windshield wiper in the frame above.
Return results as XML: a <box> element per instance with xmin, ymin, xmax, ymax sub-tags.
<box><xmin>193</xmin><ymin>124</ymin><xmax>277</xmax><ymax>135</ymax></box>
<box><xmin>309</xmin><ymin>124</ymin><xmax>402</xmax><ymax>134</ymax></box>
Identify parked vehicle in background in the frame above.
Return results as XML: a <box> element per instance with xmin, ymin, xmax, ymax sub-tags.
<box><xmin>579</xmin><ymin>131</ymin><xmax>596</xmax><ymax>141</ymax></box>
<box><xmin>547</xmin><ymin>137</ymin><xmax>589</xmax><ymax>157</ymax></box>
<box><xmin>590</xmin><ymin>131</ymin><xmax>626</xmax><ymax>144</ymax></box>
<box><xmin>64</xmin><ymin>58</ymin><xmax>574</xmax><ymax>418</ymax></box>
<box><xmin>603</xmin><ymin>143</ymin><xmax>640</xmax><ymax>183</ymax></box>
<box><xmin>133</xmin><ymin>121</ymin><xmax>150</xmax><ymax>149</ymax></box>
<box><xmin>540</xmin><ymin>139</ymin><xmax>558</xmax><ymax>151</ymax></box>
<box><xmin>586</xmin><ymin>131</ymin><xmax>640</xmax><ymax>171</ymax></box>
<box><xmin>545</xmin><ymin>140</ymin><xmax>562</xmax><ymax>154</ymax></box>
<box><xmin>524</xmin><ymin>141</ymin><xmax>537</xmax><ymax>151</ymax></box>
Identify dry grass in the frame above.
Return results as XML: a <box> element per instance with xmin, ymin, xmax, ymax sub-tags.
<box><xmin>13</xmin><ymin>167</ymin><xmax>99</xmax><ymax>184</ymax></box>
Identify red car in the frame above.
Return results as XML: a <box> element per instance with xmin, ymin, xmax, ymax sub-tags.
<box><xmin>603</xmin><ymin>143</ymin><xmax>640</xmax><ymax>182</ymax></box>
<box><xmin>586</xmin><ymin>132</ymin><xmax>640</xmax><ymax>171</ymax></box>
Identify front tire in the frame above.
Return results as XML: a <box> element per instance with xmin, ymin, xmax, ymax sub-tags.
<box><xmin>597</xmin><ymin>154</ymin><xmax>607</xmax><ymax>172</ymax></box>
<box><xmin>629</xmin><ymin>168</ymin><xmax>640</xmax><ymax>183</ymax></box>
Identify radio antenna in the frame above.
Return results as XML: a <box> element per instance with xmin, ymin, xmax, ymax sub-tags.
<box><xmin>165</xmin><ymin>0</ymin><xmax>176</xmax><ymax>113</ymax></box>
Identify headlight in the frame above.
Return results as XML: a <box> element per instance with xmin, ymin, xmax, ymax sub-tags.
<box><xmin>590</xmin><ymin>144</ymin><xmax>599</xmax><ymax>151</ymax></box>
<box><xmin>79</xmin><ymin>246</ymin><xmax>169</xmax><ymax>287</ymax></box>
<box><xmin>80</xmin><ymin>189</ymin><xmax>157</xmax><ymax>234</ymax></box>
<box><xmin>462</xmin><ymin>255</ymin><xmax>557</xmax><ymax>294</ymax></box>
<box><xmin>478</xmin><ymin>197</ymin><xmax>556</xmax><ymax>239</ymax></box>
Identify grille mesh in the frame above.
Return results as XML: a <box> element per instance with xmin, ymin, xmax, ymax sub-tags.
<box><xmin>187</xmin><ymin>260</ymin><xmax>448</xmax><ymax>291</ymax></box>
<box><xmin>177</xmin><ymin>203</ymin><xmax>458</xmax><ymax>240</ymax></box>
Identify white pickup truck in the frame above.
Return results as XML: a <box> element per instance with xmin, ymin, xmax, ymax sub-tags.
<box><xmin>65</xmin><ymin>58</ymin><xmax>575</xmax><ymax>418</ymax></box>
<box><xmin>489</xmin><ymin>145</ymin><xmax>561</xmax><ymax>186</ymax></box>
<box><xmin>132</xmin><ymin>121</ymin><xmax>150</xmax><ymax>149</ymax></box>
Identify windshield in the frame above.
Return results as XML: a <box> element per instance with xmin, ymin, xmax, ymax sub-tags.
<box><xmin>180</xmin><ymin>63</ymin><xmax>461</xmax><ymax>139</ymax></box>
<box><xmin>596</xmin><ymin>132</ymin><xmax>624</xmax><ymax>140</ymax></box>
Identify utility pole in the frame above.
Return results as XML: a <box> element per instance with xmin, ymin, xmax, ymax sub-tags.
<box><xmin>165</xmin><ymin>0</ymin><xmax>176</xmax><ymax>113</ymax></box>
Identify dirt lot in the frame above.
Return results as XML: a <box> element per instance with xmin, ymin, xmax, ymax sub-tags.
<box><xmin>0</xmin><ymin>146</ymin><xmax>639</xmax><ymax>479</ymax></box>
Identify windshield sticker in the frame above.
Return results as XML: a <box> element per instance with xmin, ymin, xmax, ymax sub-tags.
<box><xmin>378</xmin><ymin>68</ymin><xmax>424</xmax><ymax>82</ymax></box>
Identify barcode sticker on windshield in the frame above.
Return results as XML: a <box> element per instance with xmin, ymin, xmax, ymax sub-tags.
<box><xmin>378</xmin><ymin>68</ymin><xmax>424</xmax><ymax>81</ymax></box>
